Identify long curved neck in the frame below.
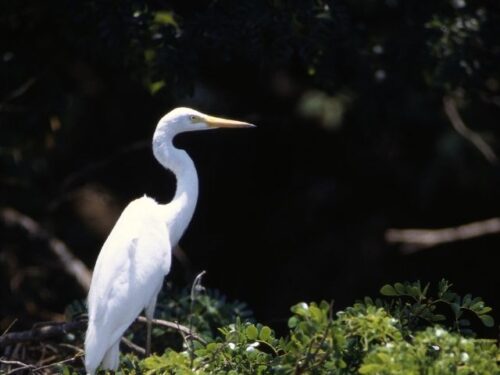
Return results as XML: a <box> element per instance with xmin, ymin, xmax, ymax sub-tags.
<box><xmin>153</xmin><ymin>129</ymin><xmax>199</xmax><ymax>247</ymax></box>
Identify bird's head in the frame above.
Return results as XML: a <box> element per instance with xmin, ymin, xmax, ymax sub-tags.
<box><xmin>156</xmin><ymin>107</ymin><xmax>255</xmax><ymax>136</ymax></box>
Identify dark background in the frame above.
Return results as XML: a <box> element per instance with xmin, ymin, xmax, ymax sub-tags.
<box><xmin>1</xmin><ymin>0</ymin><xmax>500</xmax><ymax>336</ymax></box>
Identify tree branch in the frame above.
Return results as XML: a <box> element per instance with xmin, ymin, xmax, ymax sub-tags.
<box><xmin>386</xmin><ymin>217</ymin><xmax>500</xmax><ymax>254</ymax></box>
<box><xmin>136</xmin><ymin>316</ymin><xmax>206</xmax><ymax>344</ymax></box>
<box><xmin>121</xmin><ymin>337</ymin><xmax>145</xmax><ymax>355</ymax></box>
<box><xmin>0</xmin><ymin>207</ymin><xmax>92</xmax><ymax>292</ymax></box>
<box><xmin>0</xmin><ymin>317</ymin><xmax>204</xmax><ymax>348</ymax></box>
<box><xmin>0</xmin><ymin>321</ymin><xmax>86</xmax><ymax>348</ymax></box>
<box><xmin>0</xmin><ymin>77</ymin><xmax>37</xmax><ymax>113</ymax></box>
<box><xmin>443</xmin><ymin>96</ymin><xmax>497</xmax><ymax>163</ymax></box>
<box><xmin>0</xmin><ymin>359</ymin><xmax>36</xmax><ymax>375</ymax></box>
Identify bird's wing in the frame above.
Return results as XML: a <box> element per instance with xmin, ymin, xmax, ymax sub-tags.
<box><xmin>87</xmin><ymin>197</ymin><xmax>171</xmax><ymax>332</ymax></box>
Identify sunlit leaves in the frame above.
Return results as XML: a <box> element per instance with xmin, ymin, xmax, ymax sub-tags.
<box><xmin>359</xmin><ymin>327</ymin><xmax>499</xmax><ymax>375</ymax></box>
<box><xmin>61</xmin><ymin>280</ymin><xmax>499</xmax><ymax>374</ymax></box>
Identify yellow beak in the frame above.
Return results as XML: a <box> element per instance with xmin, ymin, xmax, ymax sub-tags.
<box><xmin>204</xmin><ymin>115</ymin><xmax>256</xmax><ymax>129</ymax></box>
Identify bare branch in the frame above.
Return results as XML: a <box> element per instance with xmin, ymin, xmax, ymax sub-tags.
<box><xmin>2</xmin><ymin>319</ymin><xmax>18</xmax><ymax>336</ymax></box>
<box><xmin>136</xmin><ymin>316</ymin><xmax>206</xmax><ymax>345</ymax></box>
<box><xmin>443</xmin><ymin>96</ymin><xmax>497</xmax><ymax>163</ymax></box>
<box><xmin>0</xmin><ymin>77</ymin><xmax>37</xmax><ymax>113</ymax></box>
<box><xmin>0</xmin><ymin>207</ymin><xmax>92</xmax><ymax>292</ymax></box>
<box><xmin>386</xmin><ymin>217</ymin><xmax>500</xmax><ymax>254</ymax></box>
<box><xmin>0</xmin><ymin>321</ymin><xmax>86</xmax><ymax>348</ymax></box>
<box><xmin>0</xmin><ymin>359</ymin><xmax>36</xmax><ymax>375</ymax></box>
<box><xmin>34</xmin><ymin>353</ymin><xmax>83</xmax><ymax>372</ymax></box>
<box><xmin>121</xmin><ymin>337</ymin><xmax>145</xmax><ymax>355</ymax></box>
<box><xmin>0</xmin><ymin>317</ymin><xmax>205</xmax><ymax>348</ymax></box>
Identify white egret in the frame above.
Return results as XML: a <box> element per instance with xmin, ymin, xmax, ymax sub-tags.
<box><xmin>84</xmin><ymin>107</ymin><xmax>255</xmax><ymax>374</ymax></box>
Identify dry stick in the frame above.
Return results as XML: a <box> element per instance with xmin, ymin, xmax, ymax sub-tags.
<box><xmin>0</xmin><ymin>318</ymin><xmax>203</xmax><ymax>349</ymax></box>
<box><xmin>0</xmin><ymin>321</ymin><xmax>86</xmax><ymax>348</ymax></box>
<box><xmin>2</xmin><ymin>319</ymin><xmax>18</xmax><ymax>336</ymax></box>
<box><xmin>0</xmin><ymin>77</ymin><xmax>37</xmax><ymax>113</ymax></box>
<box><xmin>136</xmin><ymin>316</ymin><xmax>206</xmax><ymax>345</ymax></box>
<box><xmin>121</xmin><ymin>337</ymin><xmax>145</xmax><ymax>356</ymax></box>
<box><xmin>443</xmin><ymin>96</ymin><xmax>497</xmax><ymax>164</ymax></box>
<box><xmin>0</xmin><ymin>207</ymin><xmax>92</xmax><ymax>292</ymax></box>
<box><xmin>34</xmin><ymin>353</ymin><xmax>83</xmax><ymax>372</ymax></box>
<box><xmin>0</xmin><ymin>359</ymin><xmax>36</xmax><ymax>375</ymax></box>
<box><xmin>386</xmin><ymin>217</ymin><xmax>500</xmax><ymax>254</ymax></box>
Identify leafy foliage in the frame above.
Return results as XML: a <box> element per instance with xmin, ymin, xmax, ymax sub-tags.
<box><xmin>153</xmin><ymin>285</ymin><xmax>253</xmax><ymax>342</ymax></box>
<box><xmin>59</xmin><ymin>280</ymin><xmax>498</xmax><ymax>374</ymax></box>
<box><xmin>359</xmin><ymin>327</ymin><xmax>499</xmax><ymax>375</ymax></box>
<box><xmin>378</xmin><ymin>279</ymin><xmax>494</xmax><ymax>335</ymax></box>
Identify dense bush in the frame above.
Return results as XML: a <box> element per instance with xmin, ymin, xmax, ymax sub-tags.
<box><xmin>60</xmin><ymin>280</ymin><xmax>498</xmax><ymax>374</ymax></box>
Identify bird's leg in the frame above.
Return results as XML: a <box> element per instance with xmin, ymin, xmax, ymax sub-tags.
<box><xmin>146</xmin><ymin>317</ymin><xmax>152</xmax><ymax>357</ymax></box>
<box><xmin>145</xmin><ymin>297</ymin><xmax>157</xmax><ymax>357</ymax></box>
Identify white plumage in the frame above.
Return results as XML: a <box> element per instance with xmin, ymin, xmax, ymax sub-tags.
<box><xmin>84</xmin><ymin>107</ymin><xmax>254</xmax><ymax>374</ymax></box>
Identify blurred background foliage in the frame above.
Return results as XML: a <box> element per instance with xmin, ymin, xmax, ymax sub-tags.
<box><xmin>1</xmin><ymin>0</ymin><xmax>500</xmax><ymax>336</ymax></box>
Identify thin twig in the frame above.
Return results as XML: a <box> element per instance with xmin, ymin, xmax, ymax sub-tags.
<box><xmin>0</xmin><ymin>207</ymin><xmax>92</xmax><ymax>292</ymax></box>
<box><xmin>0</xmin><ymin>359</ymin><xmax>36</xmax><ymax>375</ymax></box>
<box><xmin>120</xmin><ymin>337</ymin><xmax>145</xmax><ymax>355</ymax></box>
<box><xmin>443</xmin><ymin>96</ymin><xmax>497</xmax><ymax>163</ymax></box>
<box><xmin>0</xmin><ymin>321</ymin><xmax>85</xmax><ymax>348</ymax></box>
<box><xmin>2</xmin><ymin>320</ymin><xmax>18</xmax><ymax>336</ymax></box>
<box><xmin>0</xmin><ymin>77</ymin><xmax>37</xmax><ymax>113</ymax></box>
<box><xmin>58</xmin><ymin>343</ymin><xmax>84</xmax><ymax>354</ymax></box>
<box><xmin>136</xmin><ymin>316</ymin><xmax>206</xmax><ymax>345</ymax></box>
<box><xmin>0</xmin><ymin>315</ymin><xmax>204</xmax><ymax>351</ymax></box>
<box><xmin>188</xmin><ymin>271</ymin><xmax>207</xmax><ymax>368</ymax></box>
<box><xmin>386</xmin><ymin>217</ymin><xmax>500</xmax><ymax>253</ymax></box>
<box><xmin>34</xmin><ymin>352</ymin><xmax>83</xmax><ymax>372</ymax></box>
<box><xmin>1</xmin><ymin>316</ymin><xmax>205</xmax><ymax>351</ymax></box>
<box><xmin>37</xmin><ymin>354</ymin><xmax>58</xmax><ymax>366</ymax></box>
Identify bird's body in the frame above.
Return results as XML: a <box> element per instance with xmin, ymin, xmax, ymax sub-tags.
<box><xmin>84</xmin><ymin>107</ymin><xmax>253</xmax><ymax>375</ymax></box>
<box><xmin>85</xmin><ymin>196</ymin><xmax>171</xmax><ymax>371</ymax></box>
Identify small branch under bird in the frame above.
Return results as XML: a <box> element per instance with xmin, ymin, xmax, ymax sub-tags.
<box><xmin>84</xmin><ymin>107</ymin><xmax>255</xmax><ymax>374</ymax></box>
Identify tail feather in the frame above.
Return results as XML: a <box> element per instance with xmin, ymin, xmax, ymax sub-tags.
<box><xmin>101</xmin><ymin>340</ymin><xmax>120</xmax><ymax>370</ymax></box>
<box><xmin>84</xmin><ymin>322</ymin><xmax>107</xmax><ymax>375</ymax></box>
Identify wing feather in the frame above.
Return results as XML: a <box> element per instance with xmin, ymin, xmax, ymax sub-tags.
<box><xmin>86</xmin><ymin>196</ymin><xmax>171</xmax><ymax>364</ymax></box>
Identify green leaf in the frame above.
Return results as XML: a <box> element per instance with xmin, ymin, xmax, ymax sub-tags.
<box><xmin>309</xmin><ymin>305</ymin><xmax>323</xmax><ymax>322</ymax></box>
<box><xmin>246</xmin><ymin>324</ymin><xmax>258</xmax><ymax>340</ymax></box>
<box><xmin>437</xmin><ymin>279</ymin><xmax>450</xmax><ymax>298</ymax></box>
<box><xmin>450</xmin><ymin>303</ymin><xmax>461</xmax><ymax>317</ymax></box>
<box><xmin>288</xmin><ymin>316</ymin><xmax>299</xmax><ymax>328</ymax></box>
<box><xmin>154</xmin><ymin>11</ymin><xmax>179</xmax><ymax>28</ymax></box>
<box><xmin>149</xmin><ymin>80</ymin><xmax>165</xmax><ymax>95</ymax></box>
<box><xmin>476</xmin><ymin>306</ymin><xmax>492</xmax><ymax>315</ymax></box>
<box><xmin>408</xmin><ymin>286</ymin><xmax>420</xmax><ymax>299</ymax></box>
<box><xmin>380</xmin><ymin>284</ymin><xmax>397</xmax><ymax>296</ymax></box>
<box><xmin>359</xmin><ymin>364</ymin><xmax>384</xmax><ymax>374</ymax></box>
<box><xmin>259</xmin><ymin>326</ymin><xmax>272</xmax><ymax>341</ymax></box>
<box><xmin>206</xmin><ymin>342</ymin><xmax>218</xmax><ymax>352</ymax></box>
<box><xmin>422</xmin><ymin>282</ymin><xmax>430</xmax><ymax>297</ymax></box>
<box><xmin>394</xmin><ymin>282</ymin><xmax>406</xmax><ymax>294</ymax></box>
<box><xmin>442</xmin><ymin>291</ymin><xmax>458</xmax><ymax>302</ymax></box>
<box><xmin>480</xmin><ymin>314</ymin><xmax>494</xmax><ymax>327</ymax></box>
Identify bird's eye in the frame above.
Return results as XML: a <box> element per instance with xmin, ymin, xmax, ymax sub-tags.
<box><xmin>189</xmin><ymin>115</ymin><xmax>197</xmax><ymax>121</ymax></box>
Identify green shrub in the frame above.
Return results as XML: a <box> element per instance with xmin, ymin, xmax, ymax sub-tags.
<box><xmin>61</xmin><ymin>280</ymin><xmax>498</xmax><ymax>374</ymax></box>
